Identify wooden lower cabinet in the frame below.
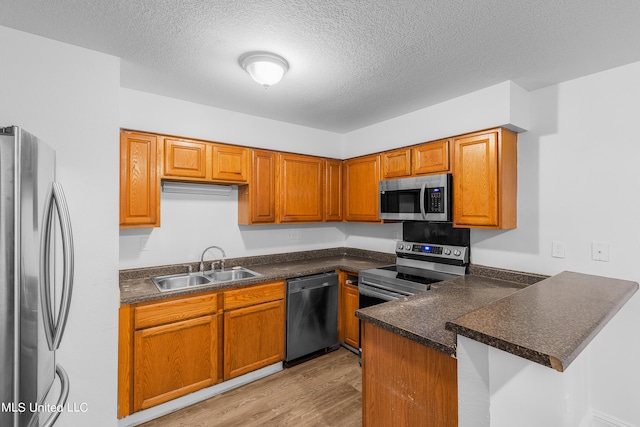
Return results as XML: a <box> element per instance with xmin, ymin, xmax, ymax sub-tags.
<box><xmin>119</xmin><ymin>281</ymin><xmax>286</xmax><ymax>417</ymax></box>
<box><xmin>361</xmin><ymin>322</ymin><xmax>457</xmax><ymax>427</ymax></box>
<box><xmin>121</xmin><ymin>292</ymin><xmax>222</xmax><ymax>415</ymax></box>
<box><xmin>223</xmin><ymin>280</ymin><xmax>286</xmax><ymax>380</ymax></box>
<box><xmin>338</xmin><ymin>271</ymin><xmax>360</xmax><ymax>350</ymax></box>
<box><xmin>133</xmin><ymin>314</ymin><xmax>219</xmax><ymax>411</ymax></box>
<box><xmin>224</xmin><ymin>299</ymin><xmax>285</xmax><ymax>379</ymax></box>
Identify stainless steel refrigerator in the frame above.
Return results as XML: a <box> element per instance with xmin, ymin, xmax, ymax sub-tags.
<box><xmin>0</xmin><ymin>126</ymin><xmax>74</xmax><ymax>427</ymax></box>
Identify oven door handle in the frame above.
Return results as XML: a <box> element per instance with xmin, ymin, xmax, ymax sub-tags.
<box><xmin>359</xmin><ymin>283</ymin><xmax>406</xmax><ymax>301</ymax></box>
<box><xmin>419</xmin><ymin>183</ymin><xmax>427</xmax><ymax>219</ymax></box>
<box><xmin>360</xmin><ymin>279</ymin><xmax>413</xmax><ymax>297</ymax></box>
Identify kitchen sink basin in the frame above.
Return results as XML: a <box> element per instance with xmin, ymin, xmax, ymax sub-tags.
<box><xmin>151</xmin><ymin>267</ymin><xmax>262</xmax><ymax>292</ymax></box>
<box><xmin>205</xmin><ymin>269</ymin><xmax>260</xmax><ymax>282</ymax></box>
<box><xmin>152</xmin><ymin>273</ymin><xmax>211</xmax><ymax>292</ymax></box>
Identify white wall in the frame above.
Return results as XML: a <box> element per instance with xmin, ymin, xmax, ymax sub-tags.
<box><xmin>341</xmin><ymin>80</ymin><xmax>530</xmax><ymax>158</ymax></box>
<box><xmin>120</xmin><ymin>88</ymin><xmax>343</xmax><ymax>158</ymax></box>
<box><xmin>0</xmin><ymin>26</ymin><xmax>120</xmax><ymax>426</ymax></box>
<box><xmin>458</xmin><ymin>336</ymin><xmax>592</xmax><ymax>427</ymax></box>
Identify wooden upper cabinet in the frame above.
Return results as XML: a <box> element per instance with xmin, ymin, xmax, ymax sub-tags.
<box><xmin>343</xmin><ymin>154</ymin><xmax>381</xmax><ymax>222</ymax></box>
<box><xmin>381</xmin><ymin>147</ymin><xmax>411</xmax><ymax>179</ymax></box>
<box><xmin>238</xmin><ymin>149</ymin><xmax>278</xmax><ymax>224</ymax></box>
<box><xmin>278</xmin><ymin>153</ymin><xmax>324</xmax><ymax>223</ymax></box>
<box><xmin>163</xmin><ymin>137</ymin><xmax>208</xmax><ymax>180</ymax></box>
<box><xmin>452</xmin><ymin>128</ymin><xmax>517</xmax><ymax>229</ymax></box>
<box><xmin>211</xmin><ymin>144</ymin><xmax>249</xmax><ymax>183</ymax></box>
<box><xmin>325</xmin><ymin>159</ymin><xmax>343</xmax><ymax>221</ymax></box>
<box><xmin>162</xmin><ymin>137</ymin><xmax>249</xmax><ymax>184</ymax></box>
<box><xmin>412</xmin><ymin>138</ymin><xmax>451</xmax><ymax>175</ymax></box>
<box><xmin>120</xmin><ymin>131</ymin><xmax>160</xmax><ymax>228</ymax></box>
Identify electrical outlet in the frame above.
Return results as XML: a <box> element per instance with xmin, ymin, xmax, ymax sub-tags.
<box><xmin>140</xmin><ymin>236</ymin><xmax>150</xmax><ymax>252</ymax></box>
<box><xmin>551</xmin><ymin>241</ymin><xmax>565</xmax><ymax>258</ymax></box>
<box><xmin>287</xmin><ymin>230</ymin><xmax>302</xmax><ymax>240</ymax></box>
<box><xmin>592</xmin><ymin>242</ymin><xmax>610</xmax><ymax>262</ymax></box>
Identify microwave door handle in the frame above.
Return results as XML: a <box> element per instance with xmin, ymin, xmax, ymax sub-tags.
<box><xmin>419</xmin><ymin>183</ymin><xmax>427</xmax><ymax>219</ymax></box>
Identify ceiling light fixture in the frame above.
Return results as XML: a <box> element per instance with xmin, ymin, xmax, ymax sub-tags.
<box><xmin>239</xmin><ymin>52</ymin><xmax>289</xmax><ymax>88</ymax></box>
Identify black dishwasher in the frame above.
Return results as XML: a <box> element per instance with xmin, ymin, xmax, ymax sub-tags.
<box><xmin>285</xmin><ymin>272</ymin><xmax>339</xmax><ymax>363</ymax></box>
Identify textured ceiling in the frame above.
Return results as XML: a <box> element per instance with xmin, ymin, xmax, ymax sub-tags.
<box><xmin>2</xmin><ymin>1</ymin><xmax>640</xmax><ymax>132</ymax></box>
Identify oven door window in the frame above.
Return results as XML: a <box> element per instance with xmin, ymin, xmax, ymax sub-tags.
<box><xmin>380</xmin><ymin>189</ymin><xmax>421</xmax><ymax>214</ymax></box>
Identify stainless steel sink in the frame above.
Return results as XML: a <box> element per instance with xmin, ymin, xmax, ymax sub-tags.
<box><xmin>151</xmin><ymin>273</ymin><xmax>211</xmax><ymax>292</ymax></box>
<box><xmin>151</xmin><ymin>267</ymin><xmax>262</xmax><ymax>292</ymax></box>
<box><xmin>205</xmin><ymin>268</ymin><xmax>261</xmax><ymax>282</ymax></box>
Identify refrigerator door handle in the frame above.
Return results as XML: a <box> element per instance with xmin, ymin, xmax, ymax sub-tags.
<box><xmin>51</xmin><ymin>183</ymin><xmax>74</xmax><ymax>349</ymax></box>
<box><xmin>39</xmin><ymin>364</ymin><xmax>70</xmax><ymax>427</ymax></box>
<box><xmin>39</xmin><ymin>182</ymin><xmax>74</xmax><ymax>351</ymax></box>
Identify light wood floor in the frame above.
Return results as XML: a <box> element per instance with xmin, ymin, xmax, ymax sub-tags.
<box><xmin>140</xmin><ymin>348</ymin><xmax>362</xmax><ymax>427</ymax></box>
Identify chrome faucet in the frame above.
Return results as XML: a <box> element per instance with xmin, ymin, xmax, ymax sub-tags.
<box><xmin>199</xmin><ymin>245</ymin><xmax>226</xmax><ymax>272</ymax></box>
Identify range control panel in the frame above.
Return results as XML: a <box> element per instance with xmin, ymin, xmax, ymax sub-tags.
<box><xmin>395</xmin><ymin>241</ymin><xmax>468</xmax><ymax>261</ymax></box>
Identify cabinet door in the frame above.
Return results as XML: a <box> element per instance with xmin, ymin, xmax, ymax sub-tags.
<box><xmin>325</xmin><ymin>159</ymin><xmax>343</xmax><ymax>221</ymax></box>
<box><xmin>211</xmin><ymin>144</ymin><xmax>249</xmax><ymax>183</ymax></box>
<box><xmin>238</xmin><ymin>149</ymin><xmax>277</xmax><ymax>224</ymax></box>
<box><xmin>163</xmin><ymin>137</ymin><xmax>208</xmax><ymax>179</ymax></box>
<box><xmin>120</xmin><ymin>131</ymin><xmax>160</xmax><ymax>228</ymax></box>
<box><xmin>362</xmin><ymin>323</ymin><xmax>457</xmax><ymax>427</ymax></box>
<box><xmin>452</xmin><ymin>129</ymin><xmax>517</xmax><ymax>229</ymax></box>
<box><xmin>342</xmin><ymin>283</ymin><xmax>360</xmax><ymax>349</ymax></box>
<box><xmin>343</xmin><ymin>154</ymin><xmax>381</xmax><ymax>222</ymax></box>
<box><xmin>381</xmin><ymin>148</ymin><xmax>411</xmax><ymax>179</ymax></box>
<box><xmin>224</xmin><ymin>299</ymin><xmax>285</xmax><ymax>380</ymax></box>
<box><xmin>412</xmin><ymin>139</ymin><xmax>450</xmax><ymax>175</ymax></box>
<box><xmin>279</xmin><ymin>153</ymin><xmax>324</xmax><ymax>222</ymax></box>
<box><xmin>133</xmin><ymin>315</ymin><xmax>218</xmax><ymax>411</ymax></box>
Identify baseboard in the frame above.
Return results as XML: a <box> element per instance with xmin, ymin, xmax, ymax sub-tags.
<box><xmin>592</xmin><ymin>410</ymin><xmax>638</xmax><ymax>427</ymax></box>
<box><xmin>118</xmin><ymin>362</ymin><xmax>283</xmax><ymax>427</ymax></box>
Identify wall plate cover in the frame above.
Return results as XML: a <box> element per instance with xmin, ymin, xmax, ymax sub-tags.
<box><xmin>592</xmin><ymin>242</ymin><xmax>610</xmax><ymax>262</ymax></box>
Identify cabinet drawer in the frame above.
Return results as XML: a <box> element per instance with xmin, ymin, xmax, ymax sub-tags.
<box><xmin>223</xmin><ymin>281</ymin><xmax>285</xmax><ymax>310</ymax></box>
<box><xmin>134</xmin><ymin>293</ymin><xmax>218</xmax><ymax>330</ymax></box>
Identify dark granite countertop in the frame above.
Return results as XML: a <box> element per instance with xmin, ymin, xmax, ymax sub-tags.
<box><xmin>356</xmin><ymin>274</ymin><xmax>529</xmax><ymax>356</ymax></box>
<box><xmin>357</xmin><ymin>268</ymin><xmax>638</xmax><ymax>372</ymax></box>
<box><xmin>446</xmin><ymin>271</ymin><xmax>638</xmax><ymax>372</ymax></box>
<box><xmin>120</xmin><ymin>247</ymin><xmax>394</xmax><ymax>305</ymax></box>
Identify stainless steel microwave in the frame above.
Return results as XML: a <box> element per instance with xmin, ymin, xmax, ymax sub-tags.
<box><xmin>379</xmin><ymin>174</ymin><xmax>452</xmax><ymax>221</ymax></box>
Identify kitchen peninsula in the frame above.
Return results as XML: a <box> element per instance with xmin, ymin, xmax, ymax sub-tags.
<box><xmin>357</xmin><ymin>269</ymin><xmax>637</xmax><ymax>427</ymax></box>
